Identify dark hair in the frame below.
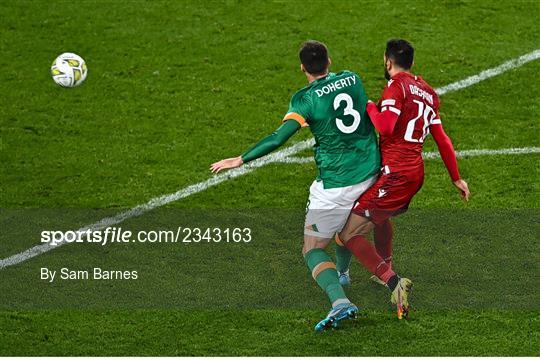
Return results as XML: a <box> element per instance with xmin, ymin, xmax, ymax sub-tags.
<box><xmin>385</xmin><ymin>39</ymin><xmax>414</xmax><ymax>70</ymax></box>
<box><xmin>299</xmin><ymin>40</ymin><xmax>329</xmax><ymax>75</ymax></box>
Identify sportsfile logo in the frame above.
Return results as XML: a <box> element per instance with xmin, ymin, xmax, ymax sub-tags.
<box><xmin>41</xmin><ymin>227</ymin><xmax>132</xmax><ymax>246</ymax></box>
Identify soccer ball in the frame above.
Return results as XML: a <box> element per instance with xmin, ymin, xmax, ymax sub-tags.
<box><xmin>51</xmin><ymin>53</ymin><xmax>87</xmax><ymax>87</ymax></box>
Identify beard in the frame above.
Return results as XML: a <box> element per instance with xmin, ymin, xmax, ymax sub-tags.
<box><xmin>384</xmin><ymin>66</ymin><xmax>390</xmax><ymax>80</ymax></box>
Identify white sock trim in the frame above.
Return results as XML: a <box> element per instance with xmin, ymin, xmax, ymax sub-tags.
<box><xmin>332</xmin><ymin>298</ymin><xmax>351</xmax><ymax>308</ymax></box>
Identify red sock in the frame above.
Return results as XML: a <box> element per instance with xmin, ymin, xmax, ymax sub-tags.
<box><xmin>345</xmin><ymin>235</ymin><xmax>396</xmax><ymax>284</ymax></box>
<box><xmin>374</xmin><ymin>220</ymin><xmax>393</xmax><ymax>268</ymax></box>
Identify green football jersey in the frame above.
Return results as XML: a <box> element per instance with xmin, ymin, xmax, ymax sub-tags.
<box><xmin>283</xmin><ymin>70</ymin><xmax>380</xmax><ymax>189</ymax></box>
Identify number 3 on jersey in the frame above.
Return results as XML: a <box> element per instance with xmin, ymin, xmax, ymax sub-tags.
<box><xmin>333</xmin><ymin>93</ymin><xmax>361</xmax><ymax>134</ymax></box>
<box><xmin>404</xmin><ymin>99</ymin><xmax>436</xmax><ymax>143</ymax></box>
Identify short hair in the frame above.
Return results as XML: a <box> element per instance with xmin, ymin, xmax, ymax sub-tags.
<box><xmin>299</xmin><ymin>40</ymin><xmax>329</xmax><ymax>75</ymax></box>
<box><xmin>385</xmin><ymin>39</ymin><xmax>414</xmax><ymax>70</ymax></box>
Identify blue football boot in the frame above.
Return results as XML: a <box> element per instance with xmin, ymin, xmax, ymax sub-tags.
<box><xmin>314</xmin><ymin>302</ymin><xmax>359</xmax><ymax>332</ymax></box>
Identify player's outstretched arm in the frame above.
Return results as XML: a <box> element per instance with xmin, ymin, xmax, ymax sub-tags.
<box><xmin>210</xmin><ymin>120</ymin><xmax>301</xmax><ymax>173</ymax></box>
<box><xmin>430</xmin><ymin>124</ymin><xmax>470</xmax><ymax>201</ymax></box>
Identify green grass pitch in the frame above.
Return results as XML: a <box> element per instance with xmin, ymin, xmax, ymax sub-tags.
<box><xmin>1</xmin><ymin>0</ymin><xmax>539</xmax><ymax>356</ymax></box>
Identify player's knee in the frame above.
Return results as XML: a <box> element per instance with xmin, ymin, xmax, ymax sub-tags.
<box><xmin>338</xmin><ymin>225</ymin><xmax>353</xmax><ymax>243</ymax></box>
<box><xmin>340</xmin><ymin>219</ymin><xmax>373</xmax><ymax>243</ymax></box>
<box><xmin>302</xmin><ymin>235</ymin><xmax>329</xmax><ymax>255</ymax></box>
<box><xmin>301</xmin><ymin>243</ymin><xmax>310</xmax><ymax>256</ymax></box>
<box><xmin>357</xmin><ymin>221</ymin><xmax>374</xmax><ymax>236</ymax></box>
<box><xmin>337</xmin><ymin>229</ymin><xmax>351</xmax><ymax>244</ymax></box>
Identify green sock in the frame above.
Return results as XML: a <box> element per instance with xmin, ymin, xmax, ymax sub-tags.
<box><xmin>304</xmin><ymin>248</ymin><xmax>348</xmax><ymax>306</ymax></box>
<box><xmin>335</xmin><ymin>242</ymin><xmax>352</xmax><ymax>273</ymax></box>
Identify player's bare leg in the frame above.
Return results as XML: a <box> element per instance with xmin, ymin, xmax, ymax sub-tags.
<box><xmin>303</xmin><ymin>234</ymin><xmax>358</xmax><ymax>331</ymax></box>
<box><xmin>302</xmin><ymin>234</ymin><xmax>331</xmax><ymax>255</ymax></box>
<box><xmin>339</xmin><ymin>214</ymin><xmax>412</xmax><ymax>319</ymax></box>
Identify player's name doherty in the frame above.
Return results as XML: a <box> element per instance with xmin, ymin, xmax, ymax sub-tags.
<box><xmin>409</xmin><ymin>84</ymin><xmax>433</xmax><ymax>105</ymax></box>
<box><xmin>40</xmin><ymin>267</ymin><xmax>138</xmax><ymax>283</ymax></box>
<box><xmin>315</xmin><ymin>75</ymin><xmax>356</xmax><ymax>97</ymax></box>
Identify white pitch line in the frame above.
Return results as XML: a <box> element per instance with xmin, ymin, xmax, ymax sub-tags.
<box><xmin>424</xmin><ymin>146</ymin><xmax>540</xmax><ymax>159</ymax></box>
<box><xmin>1</xmin><ymin>49</ymin><xmax>539</xmax><ymax>270</ymax></box>
<box><xmin>280</xmin><ymin>147</ymin><xmax>540</xmax><ymax>164</ymax></box>
<box><xmin>436</xmin><ymin>49</ymin><xmax>540</xmax><ymax>95</ymax></box>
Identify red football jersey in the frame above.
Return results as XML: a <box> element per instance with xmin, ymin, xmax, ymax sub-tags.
<box><xmin>378</xmin><ymin>72</ymin><xmax>441</xmax><ymax>170</ymax></box>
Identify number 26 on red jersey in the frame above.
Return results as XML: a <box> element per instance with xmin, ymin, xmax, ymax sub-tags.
<box><xmin>404</xmin><ymin>100</ymin><xmax>441</xmax><ymax>143</ymax></box>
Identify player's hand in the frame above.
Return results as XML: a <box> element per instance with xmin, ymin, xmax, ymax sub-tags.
<box><xmin>453</xmin><ymin>179</ymin><xmax>470</xmax><ymax>201</ymax></box>
<box><xmin>366</xmin><ymin>100</ymin><xmax>379</xmax><ymax>112</ymax></box>
<box><xmin>210</xmin><ymin>156</ymin><xmax>243</xmax><ymax>173</ymax></box>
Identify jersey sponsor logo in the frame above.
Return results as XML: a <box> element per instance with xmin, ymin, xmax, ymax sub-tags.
<box><xmin>408</xmin><ymin>84</ymin><xmax>433</xmax><ymax>105</ymax></box>
<box><xmin>315</xmin><ymin>75</ymin><xmax>356</xmax><ymax>97</ymax></box>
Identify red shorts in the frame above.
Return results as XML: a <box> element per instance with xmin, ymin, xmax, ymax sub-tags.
<box><xmin>352</xmin><ymin>165</ymin><xmax>424</xmax><ymax>225</ymax></box>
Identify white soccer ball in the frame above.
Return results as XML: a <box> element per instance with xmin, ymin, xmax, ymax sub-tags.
<box><xmin>51</xmin><ymin>52</ymin><xmax>87</xmax><ymax>87</ymax></box>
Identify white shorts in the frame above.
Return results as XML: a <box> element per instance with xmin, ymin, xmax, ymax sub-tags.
<box><xmin>304</xmin><ymin>175</ymin><xmax>377</xmax><ymax>238</ymax></box>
